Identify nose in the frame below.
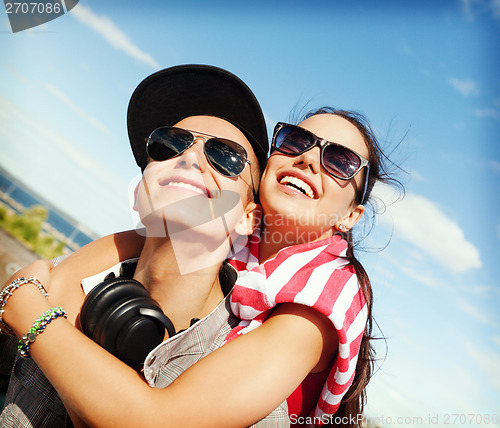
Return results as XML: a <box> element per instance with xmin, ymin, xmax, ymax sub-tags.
<box><xmin>293</xmin><ymin>146</ymin><xmax>321</xmax><ymax>174</ymax></box>
<box><xmin>174</xmin><ymin>138</ymin><xmax>208</xmax><ymax>172</ymax></box>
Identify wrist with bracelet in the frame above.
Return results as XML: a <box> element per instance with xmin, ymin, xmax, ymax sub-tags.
<box><xmin>18</xmin><ymin>306</ymin><xmax>67</xmax><ymax>358</ymax></box>
<box><xmin>0</xmin><ymin>277</ymin><xmax>49</xmax><ymax>336</ymax></box>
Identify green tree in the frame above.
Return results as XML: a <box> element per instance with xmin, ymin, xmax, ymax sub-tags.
<box><xmin>0</xmin><ymin>204</ymin><xmax>67</xmax><ymax>259</ymax></box>
<box><xmin>0</xmin><ymin>205</ymin><xmax>7</xmax><ymax>223</ymax></box>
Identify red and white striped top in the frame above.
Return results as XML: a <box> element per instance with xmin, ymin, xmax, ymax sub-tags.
<box><xmin>226</xmin><ymin>230</ymin><xmax>368</xmax><ymax>419</ymax></box>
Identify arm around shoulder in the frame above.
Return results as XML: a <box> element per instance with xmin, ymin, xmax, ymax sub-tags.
<box><xmin>46</xmin><ymin>230</ymin><xmax>145</xmax><ymax>323</ymax></box>
<box><xmin>2</xmin><ymin>262</ymin><xmax>337</xmax><ymax>427</ymax></box>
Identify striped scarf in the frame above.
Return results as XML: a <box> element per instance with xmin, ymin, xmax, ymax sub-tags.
<box><xmin>226</xmin><ymin>229</ymin><xmax>368</xmax><ymax>419</ymax></box>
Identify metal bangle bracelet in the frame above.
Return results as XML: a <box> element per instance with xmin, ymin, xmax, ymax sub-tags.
<box><xmin>0</xmin><ymin>277</ymin><xmax>49</xmax><ymax>336</ymax></box>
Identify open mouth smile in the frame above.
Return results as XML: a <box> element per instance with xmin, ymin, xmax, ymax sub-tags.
<box><xmin>159</xmin><ymin>177</ymin><xmax>210</xmax><ymax>197</ymax></box>
<box><xmin>278</xmin><ymin>175</ymin><xmax>317</xmax><ymax>199</ymax></box>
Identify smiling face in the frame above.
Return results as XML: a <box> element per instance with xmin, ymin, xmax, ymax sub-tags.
<box><xmin>259</xmin><ymin>113</ymin><xmax>368</xmax><ymax>243</ymax></box>
<box><xmin>133</xmin><ymin>115</ymin><xmax>259</xmax><ymax>239</ymax></box>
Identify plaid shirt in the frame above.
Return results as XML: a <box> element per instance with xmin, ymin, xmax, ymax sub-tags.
<box><xmin>0</xmin><ymin>356</ymin><xmax>71</xmax><ymax>428</ymax></box>
<box><xmin>0</xmin><ymin>262</ymin><xmax>289</xmax><ymax>428</ymax></box>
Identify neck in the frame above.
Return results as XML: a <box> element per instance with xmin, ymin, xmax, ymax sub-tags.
<box><xmin>258</xmin><ymin>214</ymin><xmax>333</xmax><ymax>263</ymax></box>
<box><xmin>133</xmin><ymin>236</ymin><xmax>225</xmax><ymax>332</ymax></box>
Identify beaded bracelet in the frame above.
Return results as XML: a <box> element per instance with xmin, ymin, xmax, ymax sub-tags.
<box><xmin>0</xmin><ymin>277</ymin><xmax>49</xmax><ymax>336</ymax></box>
<box><xmin>18</xmin><ymin>307</ymin><xmax>67</xmax><ymax>358</ymax></box>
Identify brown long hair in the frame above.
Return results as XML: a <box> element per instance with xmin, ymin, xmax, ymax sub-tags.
<box><xmin>303</xmin><ymin>107</ymin><xmax>402</xmax><ymax>427</ymax></box>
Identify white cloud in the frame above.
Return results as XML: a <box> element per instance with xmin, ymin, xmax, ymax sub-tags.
<box><xmin>464</xmin><ymin>341</ymin><xmax>500</xmax><ymax>392</ymax></box>
<box><xmin>4</xmin><ymin>98</ymin><xmax>102</xmax><ymax>179</ymax></box>
<box><xmin>461</xmin><ymin>0</ymin><xmax>484</xmax><ymax>21</ymax></box>
<box><xmin>475</xmin><ymin>108</ymin><xmax>500</xmax><ymax>121</ymax></box>
<box><xmin>456</xmin><ymin>299</ymin><xmax>499</xmax><ymax>328</ymax></box>
<box><xmin>45</xmin><ymin>83</ymin><xmax>110</xmax><ymax>135</ymax></box>
<box><xmin>373</xmin><ymin>184</ymin><xmax>482</xmax><ymax>273</ymax></box>
<box><xmin>366</xmin><ymin>350</ymin><xmax>489</xmax><ymax>423</ymax></box>
<box><xmin>71</xmin><ymin>4</ymin><xmax>159</xmax><ymax>69</ymax></box>
<box><xmin>493</xmin><ymin>336</ymin><xmax>500</xmax><ymax>348</ymax></box>
<box><xmin>409</xmin><ymin>170</ymin><xmax>425</xmax><ymax>182</ymax></box>
<box><xmin>400</xmin><ymin>264</ymin><xmax>439</xmax><ymax>288</ymax></box>
<box><xmin>6</xmin><ymin>65</ymin><xmax>111</xmax><ymax>137</ymax></box>
<box><xmin>397</xmin><ymin>43</ymin><xmax>414</xmax><ymax>58</ymax></box>
<box><xmin>0</xmin><ymin>95</ymin><xmax>131</xmax><ymax>234</ymax></box>
<box><xmin>371</xmin><ymin>262</ymin><xmax>409</xmax><ymax>296</ymax></box>
<box><xmin>493</xmin><ymin>0</ymin><xmax>500</xmax><ymax>18</ymax></box>
<box><xmin>449</xmin><ymin>77</ymin><xmax>480</xmax><ymax>97</ymax></box>
<box><xmin>490</xmin><ymin>160</ymin><xmax>500</xmax><ymax>172</ymax></box>
<box><xmin>468</xmin><ymin>284</ymin><xmax>494</xmax><ymax>294</ymax></box>
<box><xmin>460</xmin><ymin>0</ymin><xmax>500</xmax><ymax>22</ymax></box>
<box><xmin>4</xmin><ymin>63</ymin><xmax>32</xmax><ymax>85</ymax></box>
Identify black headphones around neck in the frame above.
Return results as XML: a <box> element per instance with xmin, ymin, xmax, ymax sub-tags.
<box><xmin>80</xmin><ymin>260</ymin><xmax>235</xmax><ymax>367</ymax></box>
<box><xmin>80</xmin><ymin>270</ymin><xmax>176</xmax><ymax>367</ymax></box>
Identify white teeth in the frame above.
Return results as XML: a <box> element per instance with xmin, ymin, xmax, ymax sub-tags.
<box><xmin>166</xmin><ymin>181</ymin><xmax>206</xmax><ymax>196</ymax></box>
<box><xmin>279</xmin><ymin>175</ymin><xmax>315</xmax><ymax>199</ymax></box>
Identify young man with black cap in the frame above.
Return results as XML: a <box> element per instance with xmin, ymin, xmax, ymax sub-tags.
<box><xmin>1</xmin><ymin>65</ymin><xmax>291</xmax><ymax>427</ymax></box>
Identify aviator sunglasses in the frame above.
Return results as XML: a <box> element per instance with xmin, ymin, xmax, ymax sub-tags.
<box><xmin>272</xmin><ymin>122</ymin><xmax>370</xmax><ymax>203</ymax></box>
<box><xmin>146</xmin><ymin>126</ymin><xmax>251</xmax><ymax>178</ymax></box>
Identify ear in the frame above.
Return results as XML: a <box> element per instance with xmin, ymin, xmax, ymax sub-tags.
<box><xmin>340</xmin><ymin>203</ymin><xmax>365</xmax><ymax>231</ymax></box>
<box><xmin>132</xmin><ymin>181</ymin><xmax>141</xmax><ymax>212</ymax></box>
<box><xmin>234</xmin><ymin>202</ymin><xmax>262</xmax><ymax>236</ymax></box>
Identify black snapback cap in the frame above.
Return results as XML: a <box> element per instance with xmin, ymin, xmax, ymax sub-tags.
<box><xmin>127</xmin><ymin>64</ymin><xmax>269</xmax><ymax>173</ymax></box>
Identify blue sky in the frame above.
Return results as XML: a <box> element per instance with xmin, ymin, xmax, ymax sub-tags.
<box><xmin>1</xmin><ymin>0</ymin><xmax>499</xmax><ymax>426</ymax></box>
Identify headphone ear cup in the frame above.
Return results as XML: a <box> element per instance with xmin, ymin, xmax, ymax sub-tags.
<box><xmin>80</xmin><ymin>277</ymin><xmax>150</xmax><ymax>339</ymax></box>
<box><xmin>93</xmin><ymin>297</ymin><xmax>167</xmax><ymax>366</ymax></box>
<box><xmin>80</xmin><ymin>277</ymin><xmax>174</xmax><ymax>366</ymax></box>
